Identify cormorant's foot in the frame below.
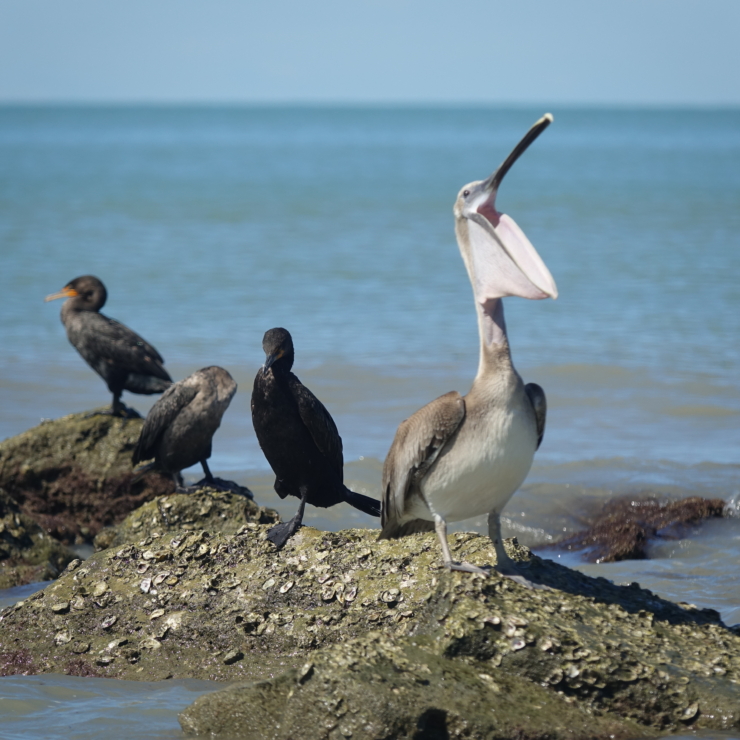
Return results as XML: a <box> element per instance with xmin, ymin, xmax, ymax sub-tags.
<box><xmin>444</xmin><ymin>560</ymin><xmax>490</xmax><ymax>576</ymax></box>
<box><xmin>175</xmin><ymin>484</ymin><xmax>201</xmax><ymax>494</ymax></box>
<box><xmin>266</xmin><ymin>520</ymin><xmax>301</xmax><ymax>550</ymax></box>
<box><xmin>194</xmin><ymin>477</ymin><xmax>254</xmax><ymax>498</ymax></box>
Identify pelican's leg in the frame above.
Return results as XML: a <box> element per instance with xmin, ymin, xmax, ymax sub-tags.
<box><xmin>267</xmin><ymin>486</ymin><xmax>309</xmax><ymax>550</ymax></box>
<box><xmin>435</xmin><ymin>514</ymin><xmax>489</xmax><ymax>576</ymax></box>
<box><xmin>488</xmin><ymin>510</ymin><xmax>548</xmax><ymax>589</ymax></box>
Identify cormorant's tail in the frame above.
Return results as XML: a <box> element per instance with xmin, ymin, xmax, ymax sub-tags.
<box><xmin>378</xmin><ymin>518</ymin><xmax>435</xmax><ymax>540</ymax></box>
<box><xmin>342</xmin><ymin>486</ymin><xmax>381</xmax><ymax>518</ymax></box>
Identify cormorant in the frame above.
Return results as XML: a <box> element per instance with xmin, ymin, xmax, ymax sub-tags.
<box><xmin>132</xmin><ymin>366</ymin><xmax>239</xmax><ymax>491</ymax></box>
<box><xmin>251</xmin><ymin>327</ymin><xmax>380</xmax><ymax>549</ymax></box>
<box><xmin>45</xmin><ymin>275</ymin><xmax>172</xmax><ymax>417</ymax></box>
<box><xmin>379</xmin><ymin>115</ymin><xmax>557</xmax><ymax>585</ymax></box>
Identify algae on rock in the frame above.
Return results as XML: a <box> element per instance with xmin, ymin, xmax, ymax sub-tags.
<box><xmin>0</xmin><ymin>488</ymin><xmax>77</xmax><ymax>589</ymax></box>
<box><xmin>0</xmin><ymin>411</ymin><xmax>176</xmax><ymax>543</ymax></box>
<box><xmin>1</xmin><ymin>524</ymin><xmax>739</xmax><ymax>737</ymax></box>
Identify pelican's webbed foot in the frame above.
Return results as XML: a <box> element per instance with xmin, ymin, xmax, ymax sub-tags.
<box><xmin>488</xmin><ymin>510</ymin><xmax>551</xmax><ymax>590</ymax></box>
<box><xmin>444</xmin><ymin>561</ymin><xmax>490</xmax><ymax>576</ymax></box>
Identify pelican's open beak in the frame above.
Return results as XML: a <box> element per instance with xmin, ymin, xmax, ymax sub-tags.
<box><xmin>468</xmin><ymin>113</ymin><xmax>558</xmax><ymax>302</ymax></box>
<box><xmin>45</xmin><ymin>286</ymin><xmax>78</xmax><ymax>302</ymax></box>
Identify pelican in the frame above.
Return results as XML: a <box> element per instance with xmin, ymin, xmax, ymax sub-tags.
<box><xmin>45</xmin><ymin>275</ymin><xmax>172</xmax><ymax>417</ymax></box>
<box><xmin>132</xmin><ymin>366</ymin><xmax>239</xmax><ymax>491</ymax></box>
<box><xmin>379</xmin><ymin>114</ymin><xmax>557</xmax><ymax>582</ymax></box>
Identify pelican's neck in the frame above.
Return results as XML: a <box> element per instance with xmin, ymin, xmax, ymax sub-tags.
<box><xmin>474</xmin><ymin>297</ymin><xmax>515</xmax><ymax>382</ymax></box>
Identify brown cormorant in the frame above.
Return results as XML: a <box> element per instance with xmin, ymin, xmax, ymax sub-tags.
<box><xmin>133</xmin><ymin>366</ymin><xmax>240</xmax><ymax>491</ymax></box>
<box><xmin>380</xmin><ymin>114</ymin><xmax>557</xmax><ymax>585</ymax></box>
<box><xmin>251</xmin><ymin>328</ymin><xmax>380</xmax><ymax>549</ymax></box>
<box><xmin>45</xmin><ymin>275</ymin><xmax>172</xmax><ymax>417</ymax></box>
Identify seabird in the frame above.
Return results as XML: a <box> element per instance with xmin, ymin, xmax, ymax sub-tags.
<box><xmin>379</xmin><ymin>114</ymin><xmax>558</xmax><ymax>583</ymax></box>
<box><xmin>45</xmin><ymin>275</ymin><xmax>172</xmax><ymax>417</ymax></box>
<box><xmin>132</xmin><ymin>366</ymin><xmax>239</xmax><ymax>491</ymax></box>
<box><xmin>251</xmin><ymin>327</ymin><xmax>381</xmax><ymax>549</ymax></box>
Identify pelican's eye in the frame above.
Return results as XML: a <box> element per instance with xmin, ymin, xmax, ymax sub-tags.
<box><xmin>463</xmin><ymin>189</ymin><xmax>470</xmax><ymax>197</ymax></box>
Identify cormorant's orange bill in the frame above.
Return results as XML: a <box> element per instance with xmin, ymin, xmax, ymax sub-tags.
<box><xmin>45</xmin><ymin>286</ymin><xmax>79</xmax><ymax>302</ymax></box>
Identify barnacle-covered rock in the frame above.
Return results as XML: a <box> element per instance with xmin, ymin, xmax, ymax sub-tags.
<box><xmin>1</xmin><ymin>525</ymin><xmax>739</xmax><ymax>737</ymax></box>
<box><xmin>0</xmin><ymin>411</ymin><xmax>174</xmax><ymax>544</ymax></box>
<box><xmin>93</xmin><ymin>488</ymin><xmax>273</xmax><ymax>551</ymax></box>
<box><xmin>0</xmin><ymin>488</ymin><xmax>77</xmax><ymax>589</ymax></box>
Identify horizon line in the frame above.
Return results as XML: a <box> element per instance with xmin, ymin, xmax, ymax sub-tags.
<box><xmin>1</xmin><ymin>100</ymin><xmax>739</xmax><ymax>111</ymax></box>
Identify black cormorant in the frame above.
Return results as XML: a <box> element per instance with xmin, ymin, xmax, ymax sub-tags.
<box><xmin>45</xmin><ymin>275</ymin><xmax>172</xmax><ymax>417</ymax></box>
<box><xmin>133</xmin><ymin>366</ymin><xmax>239</xmax><ymax>491</ymax></box>
<box><xmin>251</xmin><ymin>328</ymin><xmax>380</xmax><ymax>549</ymax></box>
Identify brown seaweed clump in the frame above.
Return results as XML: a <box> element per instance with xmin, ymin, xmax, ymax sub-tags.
<box><xmin>0</xmin><ymin>411</ymin><xmax>178</xmax><ymax>544</ymax></box>
<box><xmin>0</xmin><ymin>488</ymin><xmax>77</xmax><ymax>589</ymax></box>
<box><xmin>550</xmin><ymin>495</ymin><xmax>726</xmax><ymax>563</ymax></box>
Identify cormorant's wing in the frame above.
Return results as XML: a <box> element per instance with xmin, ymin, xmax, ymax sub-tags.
<box><xmin>132</xmin><ymin>381</ymin><xmax>198</xmax><ymax>464</ymax></box>
<box><xmin>379</xmin><ymin>391</ymin><xmax>465</xmax><ymax>538</ymax></box>
<box><xmin>288</xmin><ymin>374</ymin><xmax>344</xmax><ymax>471</ymax></box>
<box><xmin>78</xmin><ymin>312</ymin><xmax>171</xmax><ymax>381</ymax></box>
<box><xmin>524</xmin><ymin>382</ymin><xmax>547</xmax><ymax>450</ymax></box>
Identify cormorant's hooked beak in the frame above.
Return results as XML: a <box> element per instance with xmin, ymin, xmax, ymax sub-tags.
<box><xmin>467</xmin><ymin>113</ymin><xmax>558</xmax><ymax>302</ymax></box>
<box><xmin>262</xmin><ymin>349</ymin><xmax>284</xmax><ymax>374</ymax></box>
<box><xmin>45</xmin><ymin>286</ymin><xmax>78</xmax><ymax>302</ymax></box>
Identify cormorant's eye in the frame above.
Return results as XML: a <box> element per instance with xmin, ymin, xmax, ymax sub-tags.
<box><xmin>463</xmin><ymin>189</ymin><xmax>470</xmax><ymax>198</ymax></box>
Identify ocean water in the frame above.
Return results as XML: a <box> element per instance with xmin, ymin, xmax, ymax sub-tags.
<box><xmin>1</xmin><ymin>106</ymin><xmax>739</xmax><ymax>737</ymax></box>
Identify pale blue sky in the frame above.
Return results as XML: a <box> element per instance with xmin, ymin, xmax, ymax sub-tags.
<box><xmin>1</xmin><ymin>0</ymin><xmax>738</xmax><ymax>105</ymax></box>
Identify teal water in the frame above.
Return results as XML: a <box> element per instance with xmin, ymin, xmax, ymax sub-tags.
<box><xmin>1</xmin><ymin>106</ymin><xmax>739</xmax><ymax>737</ymax></box>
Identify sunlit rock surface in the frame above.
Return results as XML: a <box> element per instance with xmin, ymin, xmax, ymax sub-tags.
<box><xmin>93</xmin><ymin>488</ymin><xmax>272</xmax><ymax>552</ymax></box>
<box><xmin>1</xmin><ymin>523</ymin><xmax>739</xmax><ymax>738</ymax></box>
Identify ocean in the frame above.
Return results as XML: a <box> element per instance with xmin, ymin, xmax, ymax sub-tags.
<box><xmin>0</xmin><ymin>105</ymin><xmax>739</xmax><ymax>738</ymax></box>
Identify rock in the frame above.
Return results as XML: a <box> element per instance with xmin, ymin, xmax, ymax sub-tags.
<box><xmin>0</xmin><ymin>411</ymin><xmax>175</xmax><ymax>544</ymax></box>
<box><xmin>1</xmin><ymin>525</ymin><xmax>739</xmax><ymax>737</ymax></box>
<box><xmin>0</xmin><ymin>488</ymin><xmax>77</xmax><ymax>589</ymax></box>
<box><xmin>93</xmin><ymin>488</ymin><xmax>274</xmax><ymax>552</ymax></box>
<box><xmin>550</xmin><ymin>495</ymin><xmax>727</xmax><ymax>563</ymax></box>
<box><xmin>180</xmin><ymin>634</ymin><xmax>646</xmax><ymax>740</ymax></box>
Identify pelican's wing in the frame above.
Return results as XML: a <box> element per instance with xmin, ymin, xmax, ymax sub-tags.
<box><xmin>524</xmin><ymin>382</ymin><xmax>547</xmax><ymax>450</ymax></box>
<box><xmin>289</xmin><ymin>374</ymin><xmax>344</xmax><ymax>472</ymax></box>
<box><xmin>132</xmin><ymin>379</ymin><xmax>198</xmax><ymax>465</ymax></box>
<box><xmin>379</xmin><ymin>391</ymin><xmax>465</xmax><ymax>538</ymax></box>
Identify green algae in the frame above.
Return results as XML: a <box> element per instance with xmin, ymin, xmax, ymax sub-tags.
<box><xmin>0</xmin><ymin>488</ymin><xmax>77</xmax><ymax>589</ymax></box>
<box><xmin>0</xmin><ymin>410</ymin><xmax>175</xmax><ymax>543</ymax></box>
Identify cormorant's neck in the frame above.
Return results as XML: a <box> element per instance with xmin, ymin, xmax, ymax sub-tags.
<box><xmin>475</xmin><ymin>297</ymin><xmax>514</xmax><ymax>381</ymax></box>
<box><xmin>270</xmin><ymin>352</ymin><xmax>295</xmax><ymax>378</ymax></box>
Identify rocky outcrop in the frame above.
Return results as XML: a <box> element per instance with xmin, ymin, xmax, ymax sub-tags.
<box><xmin>0</xmin><ymin>488</ymin><xmax>77</xmax><ymax>589</ymax></box>
<box><xmin>0</xmin><ymin>411</ymin><xmax>177</xmax><ymax>544</ymax></box>
<box><xmin>93</xmin><ymin>488</ymin><xmax>278</xmax><ymax>551</ymax></box>
<box><xmin>1</xmin><ymin>522</ymin><xmax>738</xmax><ymax>738</ymax></box>
<box><xmin>550</xmin><ymin>495</ymin><xmax>727</xmax><ymax>562</ymax></box>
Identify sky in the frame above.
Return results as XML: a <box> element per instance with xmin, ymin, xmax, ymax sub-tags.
<box><xmin>0</xmin><ymin>0</ymin><xmax>739</xmax><ymax>106</ymax></box>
